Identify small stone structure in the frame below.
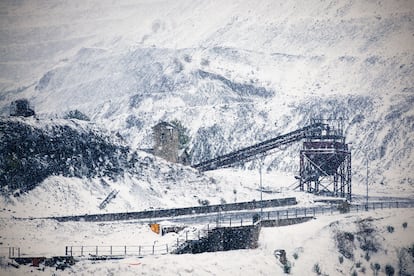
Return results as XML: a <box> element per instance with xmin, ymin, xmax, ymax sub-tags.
<box><xmin>10</xmin><ymin>99</ymin><xmax>35</xmax><ymax>117</ymax></box>
<box><xmin>174</xmin><ymin>222</ymin><xmax>261</xmax><ymax>254</ymax></box>
<box><xmin>152</xmin><ymin>121</ymin><xmax>180</xmax><ymax>163</ymax></box>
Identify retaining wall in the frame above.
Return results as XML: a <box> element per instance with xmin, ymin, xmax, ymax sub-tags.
<box><xmin>51</xmin><ymin>197</ymin><xmax>297</xmax><ymax>222</ymax></box>
<box><xmin>175</xmin><ymin>223</ymin><xmax>261</xmax><ymax>254</ymax></box>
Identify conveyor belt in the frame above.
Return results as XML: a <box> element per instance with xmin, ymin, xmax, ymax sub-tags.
<box><xmin>192</xmin><ymin>123</ymin><xmax>328</xmax><ymax>171</ymax></box>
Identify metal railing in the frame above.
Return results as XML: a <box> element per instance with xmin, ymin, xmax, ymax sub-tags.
<box><xmin>8</xmin><ymin>200</ymin><xmax>414</xmax><ymax>259</ymax></box>
<box><xmin>65</xmin><ymin>219</ymin><xmax>259</xmax><ymax>258</ymax></box>
<box><xmin>65</xmin><ymin>244</ymin><xmax>171</xmax><ymax>258</ymax></box>
<box><xmin>0</xmin><ymin>247</ymin><xmax>21</xmax><ymax>258</ymax></box>
<box><xmin>257</xmin><ymin>200</ymin><xmax>414</xmax><ymax>222</ymax></box>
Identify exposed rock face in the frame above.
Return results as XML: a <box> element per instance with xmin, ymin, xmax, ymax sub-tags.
<box><xmin>0</xmin><ymin>117</ymin><xmax>131</xmax><ymax>194</ymax></box>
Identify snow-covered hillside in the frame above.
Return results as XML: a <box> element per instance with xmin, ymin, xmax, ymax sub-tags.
<box><xmin>1</xmin><ymin>0</ymin><xmax>413</xmax><ymax>199</ymax></box>
<box><xmin>0</xmin><ymin>1</ymin><xmax>414</xmax><ymax>275</ymax></box>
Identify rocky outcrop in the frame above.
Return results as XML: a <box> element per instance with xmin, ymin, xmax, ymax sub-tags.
<box><xmin>0</xmin><ymin>117</ymin><xmax>131</xmax><ymax>195</ymax></box>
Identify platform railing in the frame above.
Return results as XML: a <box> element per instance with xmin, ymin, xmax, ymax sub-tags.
<box><xmin>0</xmin><ymin>247</ymin><xmax>21</xmax><ymax>258</ymax></box>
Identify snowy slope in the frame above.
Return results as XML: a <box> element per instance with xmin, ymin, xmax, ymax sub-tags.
<box><xmin>1</xmin><ymin>208</ymin><xmax>413</xmax><ymax>275</ymax></box>
<box><xmin>0</xmin><ymin>2</ymin><xmax>414</xmax><ymax>275</ymax></box>
<box><xmin>0</xmin><ymin>1</ymin><xmax>413</xmax><ymax>204</ymax></box>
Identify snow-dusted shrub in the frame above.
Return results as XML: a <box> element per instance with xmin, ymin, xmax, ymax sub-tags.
<box><xmin>386</xmin><ymin>225</ymin><xmax>394</xmax><ymax>233</ymax></box>
<box><xmin>397</xmin><ymin>247</ymin><xmax>412</xmax><ymax>275</ymax></box>
<box><xmin>357</xmin><ymin>218</ymin><xmax>380</xmax><ymax>254</ymax></box>
<box><xmin>283</xmin><ymin>262</ymin><xmax>291</xmax><ymax>274</ymax></box>
<box><xmin>409</xmin><ymin>243</ymin><xmax>414</xmax><ymax>258</ymax></box>
<box><xmin>370</xmin><ymin>263</ymin><xmax>380</xmax><ymax>276</ymax></box>
<box><xmin>64</xmin><ymin>109</ymin><xmax>90</xmax><ymax>121</ymax></box>
<box><xmin>385</xmin><ymin>264</ymin><xmax>395</xmax><ymax>276</ymax></box>
<box><xmin>336</xmin><ymin>231</ymin><xmax>355</xmax><ymax>259</ymax></box>
<box><xmin>198</xmin><ymin>199</ymin><xmax>210</xmax><ymax>206</ymax></box>
<box><xmin>313</xmin><ymin>263</ymin><xmax>322</xmax><ymax>275</ymax></box>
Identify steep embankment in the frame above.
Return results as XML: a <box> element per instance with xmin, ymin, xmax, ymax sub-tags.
<box><xmin>0</xmin><ymin>117</ymin><xmax>131</xmax><ymax>194</ymax></box>
<box><xmin>0</xmin><ymin>116</ymin><xmax>223</xmax><ymax>216</ymax></box>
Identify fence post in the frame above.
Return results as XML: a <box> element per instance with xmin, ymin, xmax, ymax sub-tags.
<box><xmin>152</xmin><ymin>245</ymin><xmax>155</xmax><ymax>255</ymax></box>
<box><xmin>397</xmin><ymin>202</ymin><xmax>399</xmax><ymax>208</ymax></box>
<box><xmin>166</xmin><ymin>244</ymin><xmax>169</xmax><ymax>254</ymax></box>
<box><xmin>96</xmin><ymin>246</ymin><xmax>98</xmax><ymax>256</ymax></box>
<box><xmin>177</xmin><ymin>238</ymin><xmax>179</xmax><ymax>248</ymax></box>
<box><xmin>357</xmin><ymin>205</ymin><xmax>358</xmax><ymax>212</ymax></box>
<box><xmin>8</xmin><ymin>247</ymin><xmax>11</xmax><ymax>258</ymax></box>
<box><xmin>139</xmin><ymin>246</ymin><xmax>141</xmax><ymax>257</ymax></box>
<box><xmin>18</xmin><ymin>248</ymin><xmax>20</xmax><ymax>258</ymax></box>
<box><xmin>286</xmin><ymin>210</ymin><xmax>289</xmax><ymax>219</ymax></box>
<box><xmin>124</xmin><ymin>246</ymin><xmax>127</xmax><ymax>256</ymax></box>
<box><xmin>277</xmin><ymin>211</ymin><xmax>279</xmax><ymax>221</ymax></box>
<box><xmin>229</xmin><ymin>218</ymin><xmax>232</xmax><ymax>227</ymax></box>
<box><xmin>110</xmin><ymin>246</ymin><xmax>112</xmax><ymax>256</ymax></box>
<box><xmin>313</xmin><ymin>208</ymin><xmax>315</xmax><ymax>217</ymax></box>
<box><xmin>295</xmin><ymin>209</ymin><xmax>297</xmax><ymax>218</ymax></box>
<box><xmin>65</xmin><ymin>246</ymin><xmax>68</xmax><ymax>256</ymax></box>
<box><xmin>267</xmin><ymin>212</ymin><xmax>270</xmax><ymax>220</ymax></box>
<box><xmin>186</xmin><ymin>231</ymin><xmax>188</xmax><ymax>241</ymax></box>
<box><xmin>304</xmin><ymin>209</ymin><xmax>307</xmax><ymax>217</ymax></box>
<box><xmin>381</xmin><ymin>202</ymin><xmax>383</xmax><ymax>209</ymax></box>
<box><xmin>81</xmin><ymin>246</ymin><xmax>83</xmax><ymax>256</ymax></box>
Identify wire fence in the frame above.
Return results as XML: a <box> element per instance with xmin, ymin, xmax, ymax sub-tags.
<box><xmin>65</xmin><ymin>244</ymin><xmax>171</xmax><ymax>258</ymax></box>
<box><xmin>65</xmin><ymin>219</ymin><xmax>259</xmax><ymax>258</ymax></box>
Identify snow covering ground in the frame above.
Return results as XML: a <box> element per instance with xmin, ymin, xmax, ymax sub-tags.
<box><xmin>1</xmin><ymin>0</ymin><xmax>414</xmax><ymax>275</ymax></box>
<box><xmin>1</xmin><ymin>167</ymin><xmax>413</xmax><ymax>275</ymax></box>
<box><xmin>1</xmin><ymin>167</ymin><xmax>409</xmax><ymax>219</ymax></box>
<box><xmin>1</xmin><ymin>208</ymin><xmax>413</xmax><ymax>275</ymax></box>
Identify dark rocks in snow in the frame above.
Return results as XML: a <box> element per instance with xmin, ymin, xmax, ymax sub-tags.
<box><xmin>0</xmin><ymin>117</ymin><xmax>133</xmax><ymax>195</ymax></box>
<box><xmin>9</xmin><ymin>99</ymin><xmax>35</xmax><ymax>117</ymax></box>
<box><xmin>63</xmin><ymin>110</ymin><xmax>90</xmax><ymax>121</ymax></box>
<box><xmin>196</xmin><ymin>69</ymin><xmax>274</xmax><ymax>98</ymax></box>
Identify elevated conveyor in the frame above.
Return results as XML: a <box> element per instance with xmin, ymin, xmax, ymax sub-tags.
<box><xmin>192</xmin><ymin>123</ymin><xmax>329</xmax><ymax>172</ymax></box>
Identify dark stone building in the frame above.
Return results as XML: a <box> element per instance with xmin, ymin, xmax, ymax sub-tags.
<box><xmin>152</xmin><ymin>121</ymin><xmax>180</xmax><ymax>163</ymax></box>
